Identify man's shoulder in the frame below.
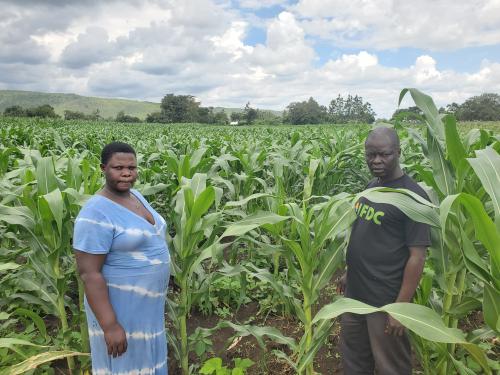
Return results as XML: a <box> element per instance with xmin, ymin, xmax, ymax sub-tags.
<box><xmin>362</xmin><ymin>175</ymin><xmax>429</xmax><ymax>200</ymax></box>
<box><xmin>399</xmin><ymin>174</ymin><xmax>429</xmax><ymax>199</ymax></box>
<box><xmin>365</xmin><ymin>178</ymin><xmax>379</xmax><ymax>189</ymax></box>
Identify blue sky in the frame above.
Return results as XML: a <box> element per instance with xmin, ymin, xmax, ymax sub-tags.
<box><xmin>0</xmin><ymin>0</ymin><xmax>499</xmax><ymax>117</ymax></box>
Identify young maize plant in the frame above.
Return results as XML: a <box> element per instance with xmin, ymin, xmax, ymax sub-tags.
<box><xmin>396</xmin><ymin>88</ymin><xmax>500</xmax><ymax>374</ymax></box>
<box><xmin>0</xmin><ymin>95</ymin><xmax>498</xmax><ymax>374</ymax></box>
<box><xmin>0</xmin><ymin>152</ymin><xmax>98</xmax><ymax>373</ymax></box>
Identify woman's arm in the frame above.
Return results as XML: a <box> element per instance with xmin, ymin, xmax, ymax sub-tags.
<box><xmin>75</xmin><ymin>250</ymin><xmax>127</xmax><ymax>357</ymax></box>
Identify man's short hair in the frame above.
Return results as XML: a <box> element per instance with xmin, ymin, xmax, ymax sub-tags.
<box><xmin>366</xmin><ymin>127</ymin><xmax>400</xmax><ymax>149</ymax></box>
<box><xmin>101</xmin><ymin>142</ymin><xmax>136</xmax><ymax>165</ymax></box>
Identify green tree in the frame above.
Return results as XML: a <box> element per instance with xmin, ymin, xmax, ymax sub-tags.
<box><xmin>64</xmin><ymin>110</ymin><xmax>88</xmax><ymax>120</ymax></box>
<box><xmin>455</xmin><ymin>93</ymin><xmax>500</xmax><ymax>121</ymax></box>
<box><xmin>116</xmin><ymin>111</ymin><xmax>141</xmax><ymax>123</ymax></box>
<box><xmin>3</xmin><ymin>105</ymin><xmax>25</xmax><ymax>117</ymax></box>
<box><xmin>391</xmin><ymin>106</ymin><xmax>424</xmax><ymax>123</ymax></box>
<box><xmin>284</xmin><ymin>97</ymin><xmax>327</xmax><ymax>125</ymax></box>
<box><xmin>445</xmin><ymin>102</ymin><xmax>460</xmax><ymax>114</ymax></box>
<box><xmin>196</xmin><ymin>107</ymin><xmax>213</xmax><ymax>124</ymax></box>
<box><xmin>213</xmin><ymin>110</ymin><xmax>229</xmax><ymax>125</ymax></box>
<box><xmin>26</xmin><ymin>104</ymin><xmax>59</xmax><ymax>118</ymax></box>
<box><xmin>391</xmin><ymin>106</ymin><xmax>423</xmax><ymax>119</ymax></box>
<box><xmin>256</xmin><ymin>110</ymin><xmax>282</xmax><ymax>125</ymax></box>
<box><xmin>146</xmin><ymin>111</ymin><xmax>163</xmax><ymax>123</ymax></box>
<box><xmin>243</xmin><ymin>102</ymin><xmax>258</xmax><ymax>125</ymax></box>
<box><xmin>329</xmin><ymin>94</ymin><xmax>375</xmax><ymax>123</ymax></box>
<box><xmin>160</xmin><ymin>94</ymin><xmax>200</xmax><ymax>123</ymax></box>
<box><xmin>230</xmin><ymin>112</ymin><xmax>242</xmax><ymax>122</ymax></box>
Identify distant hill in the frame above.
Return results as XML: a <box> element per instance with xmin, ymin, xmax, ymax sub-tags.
<box><xmin>0</xmin><ymin>90</ymin><xmax>281</xmax><ymax>120</ymax></box>
<box><xmin>0</xmin><ymin>90</ymin><xmax>160</xmax><ymax>119</ymax></box>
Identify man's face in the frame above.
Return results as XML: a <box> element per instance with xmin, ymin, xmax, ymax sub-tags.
<box><xmin>101</xmin><ymin>152</ymin><xmax>138</xmax><ymax>193</ymax></box>
<box><xmin>364</xmin><ymin>136</ymin><xmax>400</xmax><ymax>179</ymax></box>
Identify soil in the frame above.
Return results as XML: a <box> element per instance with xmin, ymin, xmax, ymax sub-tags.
<box><xmin>167</xmin><ymin>279</ymin><xmax>344</xmax><ymax>375</ymax></box>
<box><xmin>45</xmin><ymin>272</ymin><xmax>494</xmax><ymax>375</ymax></box>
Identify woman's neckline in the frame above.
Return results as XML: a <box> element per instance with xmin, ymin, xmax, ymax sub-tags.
<box><xmin>96</xmin><ymin>190</ymin><xmax>156</xmax><ymax>227</ymax></box>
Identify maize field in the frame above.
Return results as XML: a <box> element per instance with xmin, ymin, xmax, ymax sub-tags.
<box><xmin>0</xmin><ymin>89</ymin><xmax>499</xmax><ymax>375</ymax></box>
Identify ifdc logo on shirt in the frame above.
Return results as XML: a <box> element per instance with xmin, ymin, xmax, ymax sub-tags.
<box><xmin>354</xmin><ymin>201</ymin><xmax>385</xmax><ymax>225</ymax></box>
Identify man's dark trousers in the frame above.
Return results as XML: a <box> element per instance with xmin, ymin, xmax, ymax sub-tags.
<box><xmin>340</xmin><ymin>312</ymin><xmax>411</xmax><ymax>375</ymax></box>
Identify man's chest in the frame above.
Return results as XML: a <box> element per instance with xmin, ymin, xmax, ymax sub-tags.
<box><xmin>354</xmin><ymin>198</ymin><xmax>406</xmax><ymax>228</ymax></box>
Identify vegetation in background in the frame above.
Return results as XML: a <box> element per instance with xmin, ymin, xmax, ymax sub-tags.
<box><xmin>147</xmin><ymin>94</ymin><xmax>229</xmax><ymax>125</ymax></box>
<box><xmin>283</xmin><ymin>94</ymin><xmax>376</xmax><ymax>125</ymax></box>
<box><xmin>283</xmin><ymin>97</ymin><xmax>327</xmax><ymax>124</ymax></box>
<box><xmin>328</xmin><ymin>94</ymin><xmax>376</xmax><ymax>123</ymax></box>
<box><xmin>398</xmin><ymin>93</ymin><xmax>500</xmax><ymax>122</ymax></box>
<box><xmin>454</xmin><ymin>93</ymin><xmax>500</xmax><ymax>121</ymax></box>
<box><xmin>0</xmin><ymin>89</ymin><xmax>159</xmax><ymax>119</ymax></box>
<box><xmin>3</xmin><ymin>104</ymin><xmax>59</xmax><ymax>119</ymax></box>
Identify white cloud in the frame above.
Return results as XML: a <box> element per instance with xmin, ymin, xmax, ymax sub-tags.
<box><xmin>413</xmin><ymin>55</ymin><xmax>442</xmax><ymax>84</ymax></box>
<box><xmin>238</xmin><ymin>0</ymin><xmax>287</xmax><ymax>9</ymax></box>
<box><xmin>211</xmin><ymin>21</ymin><xmax>253</xmax><ymax>62</ymax></box>
<box><xmin>248</xmin><ymin>12</ymin><xmax>316</xmax><ymax>76</ymax></box>
<box><xmin>291</xmin><ymin>0</ymin><xmax>500</xmax><ymax>50</ymax></box>
<box><xmin>0</xmin><ymin>0</ymin><xmax>499</xmax><ymax>119</ymax></box>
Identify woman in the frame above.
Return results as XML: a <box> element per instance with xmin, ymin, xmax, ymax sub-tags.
<box><xmin>74</xmin><ymin>142</ymin><xmax>170</xmax><ymax>374</ymax></box>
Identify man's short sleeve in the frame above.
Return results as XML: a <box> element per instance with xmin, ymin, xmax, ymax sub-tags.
<box><xmin>73</xmin><ymin>209</ymin><xmax>114</xmax><ymax>254</ymax></box>
<box><xmin>404</xmin><ymin>179</ymin><xmax>432</xmax><ymax>248</ymax></box>
<box><xmin>404</xmin><ymin>217</ymin><xmax>431</xmax><ymax>247</ymax></box>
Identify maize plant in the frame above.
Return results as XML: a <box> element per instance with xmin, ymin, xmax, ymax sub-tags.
<box><xmin>0</xmin><ymin>96</ymin><xmax>498</xmax><ymax>374</ymax></box>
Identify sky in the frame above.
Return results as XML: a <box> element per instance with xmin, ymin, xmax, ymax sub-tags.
<box><xmin>1</xmin><ymin>0</ymin><xmax>500</xmax><ymax>118</ymax></box>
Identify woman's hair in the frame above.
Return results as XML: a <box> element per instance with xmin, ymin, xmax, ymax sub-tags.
<box><xmin>101</xmin><ymin>142</ymin><xmax>136</xmax><ymax>165</ymax></box>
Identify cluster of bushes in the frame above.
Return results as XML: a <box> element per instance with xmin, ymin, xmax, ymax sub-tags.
<box><xmin>446</xmin><ymin>93</ymin><xmax>500</xmax><ymax>121</ymax></box>
<box><xmin>3</xmin><ymin>104</ymin><xmax>59</xmax><ymax>118</ymax></box>
<box><xmin>3</xmin><ymin>105</ymin><xmax>143</xmax><ymax>123</ymax></box>
<box><xmin>64</xmin><ymin>109</ymin><xmax>102</xmax><ymax>121</ymax></box>
<box><xmin>283</xmin><ymin>95</ymin><xmax>376</xmax><ymax>125</ymax></box>
<box><xmin>146</xmin><ymin>94</ymin><xmax>230</xmax><ymax>124</ymax></box>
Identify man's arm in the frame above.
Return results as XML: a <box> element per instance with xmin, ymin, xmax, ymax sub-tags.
<box><xmin>385</xmin><ymin>246</ymin><xmax>426</xmax><ymax>336</ymax></box>
<box><xmin>75</xmin><ymin>250</ymin><xmax>127</xmax><ymax>357</ymax></box>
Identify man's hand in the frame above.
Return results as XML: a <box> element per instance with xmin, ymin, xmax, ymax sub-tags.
<box><xmin>103</xmin><ymin>322</ymin><xmax>128</xmax><ymax>357</ymax></box>
<box><xmin>336</xmin><ymin>272</ymin><xmax>347</xmax><ymax>295</ymax></box>
<box><xmin>385</xmin><ymin>315</ymin><xmax>405</xmax><ymax>336</ymax></box>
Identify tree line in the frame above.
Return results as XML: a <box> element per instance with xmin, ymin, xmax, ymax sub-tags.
<box><xmin>3</xmin><ymin>92</ymin><xmax>500</xmax><ymax>124</ymax></box>
<box><xmin>393</xmin><ymin>93</ymin><xmax>500</xmax><ymax>122</ymax></box>
<box><xmin>1</xmin><ymin>105</ymin><xmax>142</xmax><ymax>123</ymax></box>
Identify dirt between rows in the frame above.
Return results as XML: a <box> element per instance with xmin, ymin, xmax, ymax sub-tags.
<box><xmin>167</xmin><ymin>300</ymin><xmax>343</xmax><ymax>375</ymax></box>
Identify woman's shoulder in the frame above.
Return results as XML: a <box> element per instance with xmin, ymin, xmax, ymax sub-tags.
<box><xmin>130</xmin><ymin>188</ymin><xmax>152</xmax><ymax>206</ymax></box>
<box><xmin>131</xmin><ymin>188</ymin><xmax>146</xmax><ymax>200</ymax></box>
<box><xmin>77</xmin><ymin>194</ymin><xmax>112</xmax><ymax>219</ymax></box>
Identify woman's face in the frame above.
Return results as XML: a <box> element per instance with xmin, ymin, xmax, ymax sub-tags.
<box><xmin>101</xmin><ymin>152</ymin><xmax>137</xmax><ymax>193</ymax></box>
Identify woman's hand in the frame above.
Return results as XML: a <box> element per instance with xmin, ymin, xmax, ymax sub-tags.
<box><xmin>103</xmin><ymin>322</ymin><xmax>128</xmax><ymax>357</ymax></box>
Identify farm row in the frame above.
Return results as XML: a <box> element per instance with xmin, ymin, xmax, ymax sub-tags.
<box><xmin>0</xmin><ymin>90</ymin><xmax>499</xmax><ymax>374</ymax></box>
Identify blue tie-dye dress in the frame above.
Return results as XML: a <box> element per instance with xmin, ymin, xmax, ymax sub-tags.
<box><xmin>73</xmin><ymin>189</ymin><xmax>170</xmax><ymax>375</ymax></box>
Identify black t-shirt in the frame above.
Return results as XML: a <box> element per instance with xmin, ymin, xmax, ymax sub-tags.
<box><xmin>346</xmin><ymin>174</ymin><xmax>431</xmax><ymax>307</ymax></box>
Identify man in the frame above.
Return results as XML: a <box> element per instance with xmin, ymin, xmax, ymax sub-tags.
<box><xmin>337</xmin><ymin>127</ymin><xmax>431</xmax><ymax>375</ymax></box>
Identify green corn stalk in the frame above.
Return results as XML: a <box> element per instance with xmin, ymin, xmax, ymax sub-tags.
<box><xmin>375</xmin><ymin>88</ymin><xmax>499</xmax><ymax>374</ymax></box>
<box><xmin>167</xmin><ymin>173</ymin><xmax>224</xmax><ymax>375</ymax></box>
<box><xmin>0</xmin><ymin>154</ymin><xmax>93</xmax><ymax>372</ymax></box>
<box><xmin>167</xmin><ymin>172</ymin><xmax>291</xmax><ymax>374</ymax></box>
<box><xmin>220</xmin><ymin>158</ymin><xmax>356</xmax><ymax>374</ymax></box>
